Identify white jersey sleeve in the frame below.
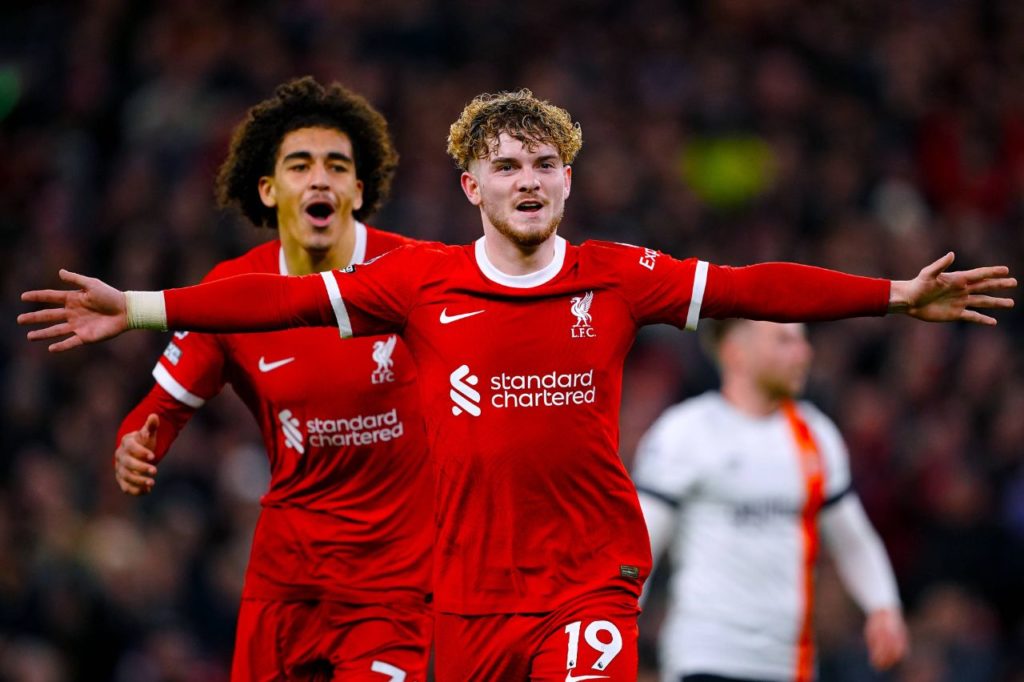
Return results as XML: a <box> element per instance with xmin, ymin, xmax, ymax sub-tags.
<box><xmin>821</xmin><ymin>494</ymin><xmax>902</xmax><ymax>613</ymax></box>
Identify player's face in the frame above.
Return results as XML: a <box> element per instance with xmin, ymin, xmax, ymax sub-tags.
<box><xmin>258</xmin><ymin>126</ymin><xmax>363</xmax><ymax>256</ymax></box>
<box><xmin>461</xmin><ymin>133</ymin><xmax>572</xmax><ymax>248</ymax></box>
<box><xmin>748</xmin><ymin>322</ymin><xmax>813</xmax><ymax>398</ymax></box>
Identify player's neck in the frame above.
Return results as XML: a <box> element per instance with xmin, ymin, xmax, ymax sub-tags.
<box><xmin>280</xmin><ymin>231</ymin><xmax>355</xmax><ymax>275</ymax></box>
<box><xmin>481</xmin><ymin>226</ymin><xmax>558</xmax><ymax>276</ymax></box>
<box><xmin>720</xmin><ymin>378</ymin><xmax>783</xmax><ymax>417</ymax></box>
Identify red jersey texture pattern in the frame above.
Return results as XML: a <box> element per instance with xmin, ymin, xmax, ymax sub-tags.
<box><xmin>154</xmin><ymin>226</ymin><xmax>432</xmax><ymax>605</ymax></box>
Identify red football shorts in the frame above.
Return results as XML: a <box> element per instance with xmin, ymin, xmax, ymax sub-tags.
<box><xmin>434</xmin><ymin>588</ymin><xmax>639</xmax><ymax>681</ymax></box>
<box><xmin>231</xmin><ymin>598</ymin><xmax>432</xmax><ymax>681</ymax></box>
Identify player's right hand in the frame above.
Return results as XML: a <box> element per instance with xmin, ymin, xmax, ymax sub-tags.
<box><xmin>18</xmin><ymin>269</ymin><xmax>129</xmax><ymax>352</ymax></box>
<box><xmin>864</xmin><ymin>607</ymin><xmax>909</xmax><ymax>670</ymax></box>
<box><xmin>115</xmin><ymin>414</ymin><xmax>160</xmax><ymax>496</ymax></box>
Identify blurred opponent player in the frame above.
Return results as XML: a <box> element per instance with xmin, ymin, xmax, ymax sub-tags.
<box><xmin>633</xmin><ymin>320</ymin><xmax>907</xmax><ymax>682</ymax></box>
<box><xmin>19</xmin><ymin>89</ymin><xmax>1015</xmax><ymax>681</ymax></box>
<box><xmin>111</xmin><ymin>77</ymin><xmax>432</xmax><ymax>681</ymax></box>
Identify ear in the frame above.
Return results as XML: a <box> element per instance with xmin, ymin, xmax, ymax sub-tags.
<box><xmin>353</xmin><ymin>179</ymin><xmax>364</xmax><ymax>212</ymax></box>
<box><xmin>460</xmin><ymin>171</ymin><xmax>482</xmax><ymax>206</ymax></box>
<box><xmin>258</xmin><ymin>176</ymin><xmax>276</xmax><ymax>208</ymax></box>
<box><xmin>563</xmin><ymin>164</ymin><xmax>572</xmax><ymax>200</ymax></box>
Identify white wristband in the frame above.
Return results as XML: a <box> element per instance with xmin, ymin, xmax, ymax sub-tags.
<box><xmin>125</xmin><ymin>291</ymin><xmax>168</xmax><ymax>331</ymax></box>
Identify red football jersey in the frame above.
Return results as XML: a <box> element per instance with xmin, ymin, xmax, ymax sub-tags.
<box><xmin>154</xmin><ymin>224</ymin><xmax>432</xmax><ymax>604</ymax></box>
<box><xmin>318</xmin><ymin>237</ymin><xmax>712</xmax><ymax>614</ymax></box>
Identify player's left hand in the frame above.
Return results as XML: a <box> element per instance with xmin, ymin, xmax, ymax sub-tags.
<box><xmin>18</xmin><ymin>269</ymin><xmax>128</xmax><ymax>351</ymax></box>
<box><xmin>889</xmin><ymin>252</ymin><xmax>1016</xmax><ymax>324</ymax></box>
<box><xmin>864</xmin><ymin>607</ymin><xmax>908</xmax><ymax>670</ymax></box>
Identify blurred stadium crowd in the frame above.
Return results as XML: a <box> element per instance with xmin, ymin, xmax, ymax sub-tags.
<box><xmin>1</xmin><ymin>1</ymin><xmax>1022</xmax><ymax>680</ymax></box>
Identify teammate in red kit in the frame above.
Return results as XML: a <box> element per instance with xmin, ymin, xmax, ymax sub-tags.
<box><xmin>20</xmin><ymin>89</ymin><xmax>1016</xmax><ymax>681</ymax></box>
<box><xmin>107</xmin><ymin>77</ymin><xmax>433</xmax><ymax>681</ymax></box>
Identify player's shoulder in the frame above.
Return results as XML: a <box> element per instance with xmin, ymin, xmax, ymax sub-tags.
<box><xmin>637</xmin><ymin>392</ymin><xmax>724</xmax><ymax>473</ymax></box>
<box><xmin>794</xmin><ymin>399</ymin><xmax>846</xmax><ymax>450</ymax></box>
<box><xmin>653</xmin><ymin>391</ymin><xmax>725</xmax><ymax>432</ymax></box>
<box><xmin>202</xmin><ymin>240</ymin><xmax>280</xmax><ymax>281</ymax></box>
<box><xmin>363</xmin><ymin>224</ymin><xmax>423</xmax><ymax>256</ymax></box>
<box><xmin>349</xmin><ymin>235</ymin><xmax>460</xmax><ymax>278</ymax></box>
<box><xmin>577</xmin><ymin>239</ymin><xmax>690</xmax><ymax>277</ymax></box>
<box><xmin>795</xmin><ymin>399</ymin><xmax>839</xmax><ymax>432</ymax></box>
<box><xmin>578</xmin><ymin>239</ymin><xmax>657</xmax><ymax>262</ymax></box>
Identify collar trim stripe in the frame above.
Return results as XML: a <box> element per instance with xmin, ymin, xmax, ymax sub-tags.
<box><xmin>473</xmin><ymin>236</ymin><xmax>566</xmax><ymax>289</ymax></box>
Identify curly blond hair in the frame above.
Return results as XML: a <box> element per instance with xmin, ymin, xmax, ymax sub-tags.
<box><xmin>446</xmin><ymin>89</ymin><xmax>583</xmax><ymax>170</ymax></box>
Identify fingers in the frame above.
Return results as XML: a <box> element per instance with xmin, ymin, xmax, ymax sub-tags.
<box><xmin>965</xmin><ymin>294</ymin><xmax>1015</xmax><ymax>310</ymax></box>
<box><xmin>17</xmin><ymin>308</ymin><xmax>68</xmax><ymax>326</ymax></box>
<box><xmin>967</xmin><ymin>276</ymin><xmax>1017</xmax><ymax>293</ymax></box>
<box><xmin>115</xmin><ymin>438</ymin><xmax>158</xmax><ymax>495</ymax></box>
<box><xmin>120</xmin><ymin>432</ymin><xmax>157</xmax><ymax>464</ymax></box>
<box><xmin>959</xmin><ymin>265</ymin><xmax>1011</xmax><ymax>284</ymax></box>
<box><xmin>48</xmin><ymin>336</ymin><xmax>85</xmax><ymax>353</ymax></box>
<box><xmin>19</xmin><ymin>290</ymin><xmax>70</xmax><ymax>305</ymax></box>
<box><xmin>26</xmin><ymin>323</ymin><xmax>72</xmax><ymax>341</ymax></box>
<box><xmin>958</xmin><ymin>309</ymin><xmax>997</xmax><ymax>325</ymax></box>
<box><xmin>116</xmin><ymin>470</ymin><xmax>155</xmax><ymax>496</ymax></box>
<box><xmin>140</xmin><ymin>414</ymin><xmax>160</xmax><ymax>448</ymax></box>
<box><xmin>58</xmin><ymin>269</ymin><xmax>97</xmax><ymax>289</ymax></box>
<box><xmin>920</xmin><ymin>251</ymin><xmax>955</xmax><ymax>279</ymax></box>
<box><xmin>119</xmin><ymin>452</ymin><xmax>157</xmax><ymax>476</ymax></box>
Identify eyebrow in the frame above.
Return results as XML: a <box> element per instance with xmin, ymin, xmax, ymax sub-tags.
<box><xmin>282</xmin><ymin>151</ymin><xmax>354</xmax><ymax>164</ymax></box>
<box><xmin>489</xmin><ymin>155</ymin><xmax>559</xmax><ymax>166</ymax></box>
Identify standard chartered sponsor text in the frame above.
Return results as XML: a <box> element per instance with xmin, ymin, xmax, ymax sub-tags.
<box><xmin>307</xmin><ymin>408</ymin><xmax>404</xmax><ymax>447</ymax></box>
<box><xmin>490</xmin><ymin>369</ymin><xmax>597</xmax><ymax>408</ymax></box>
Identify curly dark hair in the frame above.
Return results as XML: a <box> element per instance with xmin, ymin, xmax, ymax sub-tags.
<box><xmin>447</xmin><ymin>89</ymin><xmax>582</xmax><ymax>171</ymax></box>
<box><xmin>215</xmin><ymin>76</ymin><xmax>398</xmax><ymax>227</ymax></box>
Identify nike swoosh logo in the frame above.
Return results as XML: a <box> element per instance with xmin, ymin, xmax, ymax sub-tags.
<box><xmin>258</xmin><ymin>356</ymin><xmax>295</xmax><ymax>372</ymax></box>
<box><xmin>565</xmin><ymin>674</ymin><xmax>609</xmax><ymax>682</ymax></box>
<box><xmin>439</xmin><ymin>308</ymin><xmax>485</xmax><ymax>324</ymax></box>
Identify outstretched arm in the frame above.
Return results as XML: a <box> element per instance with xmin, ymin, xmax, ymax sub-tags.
<box><xmin>709</xmin><ymin>252</ymin><xmax>1014</xmax><ymax>324</ymax></box>
<box><xmin>19</xmin><ymin>269</ymin><xmax>336</xmax><ymax>352</ymax></box>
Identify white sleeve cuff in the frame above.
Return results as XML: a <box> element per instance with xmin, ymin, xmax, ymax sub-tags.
<box><xmin>684</xmin><ymin>260</ymin><xmax>709</xmax><ymax>331</ymax></box>
<box><xmin>320</xmin><ymin>271</ymin><xmax>354</xmax><ymax>338</ymax></box>
<box><xmin>125</xmin><ymin>291</ymin><xmax>168</xmax><ymax>331</ymax></box>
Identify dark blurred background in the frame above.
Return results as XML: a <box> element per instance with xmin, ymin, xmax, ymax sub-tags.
<box><xmin>1</xmin><ymin>1</ymin><xmax>1022</xmax><ymax>680</ymax></box>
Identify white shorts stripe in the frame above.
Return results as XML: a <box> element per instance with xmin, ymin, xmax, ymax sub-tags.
<box><xmin>152</xmin><ymin>364</ymin><xmax>205</xmax><ymax>408</ymax></box>
<box><xmin>320</xmin><ymin>271</ymin><xmax>353</xmax><ymax>338</ymax></box>
<box><xmin>685</xmin><ymin>260</ymin><xmax>709</xmax><ymax>331</ymax></box>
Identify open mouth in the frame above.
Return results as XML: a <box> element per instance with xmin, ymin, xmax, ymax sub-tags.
<box><xmin>516</xmin><ymin>200</ymin><xmax>543</xmax><ymax>213</ymax></box>
<box><xmin>304</xmin><ymin>201</ymin><xmax>335</xmax><ymax>227</ymax></box>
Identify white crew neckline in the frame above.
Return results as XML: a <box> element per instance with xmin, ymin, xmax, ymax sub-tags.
<box><xmin>473</xmin><ymin>235</ymin><xmax>566</xmax><ymax>288</ymax></box>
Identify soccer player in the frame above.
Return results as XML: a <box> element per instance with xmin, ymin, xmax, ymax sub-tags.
<box><xmin>19</xmin><ymin>89</ymin><xmax>1015</xmax><ymax>681</ymax></box>
<box><xmin>633</xmin><ymin>320</ymin><xmax>908</xmax><ymax>682</ymax></box>
<box><xmin>108</xmin><ymin>77</ymin><xmax>434</xmax><ymax>681</ymax></box>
